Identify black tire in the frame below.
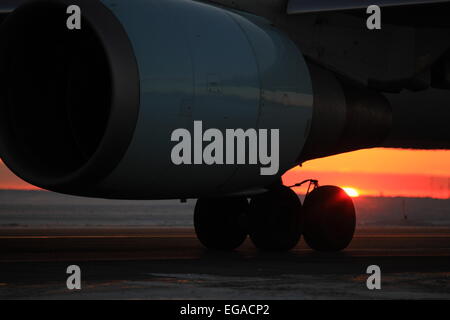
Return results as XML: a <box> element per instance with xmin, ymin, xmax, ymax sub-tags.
<box><xmin>194</xmin><ymin>197</ymin><xmax>248</xmax><ymax>251</ymax></box>
<box><xmin>249</xmin><ymin>186</ymin><xmax>302</xmax><ymax>251</ymax></box>
<box><xmin>303</xmin><ymin>186</ymin><xmax>356</xmax><ymax>252</ymax></box>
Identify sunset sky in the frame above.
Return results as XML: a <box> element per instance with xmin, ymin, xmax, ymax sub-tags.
<box><xmin>1</xmin><ymin>148</ymin><xmax>449</xmax><ymax>199</ymax></box>
<box><xmin>283</xmin><ymin>148</ymin><xmax>450</xmax><ymax>199</ymax></box>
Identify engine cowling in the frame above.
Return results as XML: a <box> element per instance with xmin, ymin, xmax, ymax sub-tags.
<box><xmin>0</xmin><ymin>0</ymin><xmax>314</xmax><ymax>199</ymax></box>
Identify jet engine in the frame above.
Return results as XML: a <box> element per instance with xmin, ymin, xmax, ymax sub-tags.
<box><xmin>0</xmin><ymin>0</ymin><xmax>391</xmax><ymax>199</ymax></box>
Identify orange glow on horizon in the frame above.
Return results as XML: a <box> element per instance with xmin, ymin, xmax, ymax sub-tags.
<box><xmin>298</xmin><ymin>148</ymin><xmax>450</xmax><ymax>176</ymax></box>
<box><xmin>282</xmin><ymin>148</ymin><xmax>450</xmax><ymax>199</ymax></box>
<box><xmin>342</xmin><ymin>187</ymin><xmax>360</xmax><ymax>197</ymax></box>
<box><xmin>1</xmin><ymin>148</ymin><xmax>450</xmax><ymax>199</ymax></box>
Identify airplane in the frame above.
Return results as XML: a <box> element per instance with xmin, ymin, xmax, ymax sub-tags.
<box><xmin>0</xmin><ymin>0</ymin><xmax>449</xmax><ymax>253</ymax></box>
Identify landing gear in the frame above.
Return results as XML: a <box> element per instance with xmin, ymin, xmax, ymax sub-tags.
<box><xmin>193</xmin><ymin>184</ymin><xmax>355</xmax><ymax>253</ymax></box>
<box><xmin>194</xmin><ymin>197</ymin><xmax>248</xmax><ymax>251</ymax></box>
<box><xmin>248</xmin><ymin>186</ymin><xmax>302</xmax><ymax>251</ymax></box>
<box><xmin>302</xmin><ymin>186</ymin><xmax>356</xmax><ymax>252</ymax></box>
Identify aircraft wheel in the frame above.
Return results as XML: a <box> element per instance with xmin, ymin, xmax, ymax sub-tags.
<box><xmin>303</xmin><ymin>186</ymin><xmax>356</xmax><ymax>252</ymax></box>
<box><xmin>248</xmin><ymin>186</ymin><xmax>302</xmax><ymax>251</ymax></box>
<box><xmin>194</xmin><ymin>197</ymin><xmax>248</xmax><ymax>251</ymax></box>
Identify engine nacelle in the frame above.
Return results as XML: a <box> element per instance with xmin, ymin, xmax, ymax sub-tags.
<box><xmin>299</xmin><ymin>63</ymin><xmax>392</xmax><ymax>162</ymax></box>
<box><xmin>0</xmin><ymin>0</ymin><xmax>313</xmax><ymax>199</ymax></box>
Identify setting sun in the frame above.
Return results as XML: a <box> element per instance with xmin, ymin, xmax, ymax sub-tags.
<box><xmin>342</xmin><ymin>187</ymin><xmax>360</xmax><ymax>198</ymax></box>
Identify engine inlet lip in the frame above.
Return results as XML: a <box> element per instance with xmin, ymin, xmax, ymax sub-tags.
<box><xmin>0</xmin><ymin>0</ymin><xmax>140</xmax><ymax>194</ymax></box>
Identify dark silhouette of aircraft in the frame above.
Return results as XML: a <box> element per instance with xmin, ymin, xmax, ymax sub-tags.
<box><xmin>0</xmin><ymin>0</ymin><xmax>449</xmax><ymax>252</ymax></box>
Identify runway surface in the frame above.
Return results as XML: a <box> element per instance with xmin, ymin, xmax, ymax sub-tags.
<box><xmin>1</xmin><ymin>226</ymin><xmax>450</xmax><ymax>299</ymax></box>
